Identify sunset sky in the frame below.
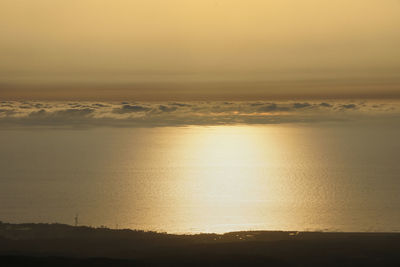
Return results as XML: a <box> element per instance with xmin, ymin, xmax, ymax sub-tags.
<box><xmin>1</xmin><ymin>0</ymin><xmax>400</xmax><ymax>100</ymax></box>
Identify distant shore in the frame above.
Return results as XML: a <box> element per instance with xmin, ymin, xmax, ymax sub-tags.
<box><xmin>1</xmin><ymin>222</ymin><xmax>400</xmax><ymax>266</ymax></box>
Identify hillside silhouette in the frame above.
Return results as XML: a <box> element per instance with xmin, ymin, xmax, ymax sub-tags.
<box><xmin>1</xmin><ymin>222</ymin><xmax>400</xmax><ymax>266</ymax></box>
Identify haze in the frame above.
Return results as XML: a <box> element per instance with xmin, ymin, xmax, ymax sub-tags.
<box><xmin>1</xmin><ymin>0</ymin><xmax>400</xmax><ymax>100</ymax></box>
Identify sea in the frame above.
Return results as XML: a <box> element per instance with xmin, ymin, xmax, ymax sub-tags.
<box><xmin>0</xmin><ymin>123</ymin><xmax>399</xmax><ymax>233</ymax></box>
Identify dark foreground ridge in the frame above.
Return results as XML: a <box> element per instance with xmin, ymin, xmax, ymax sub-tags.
<box><xmin>1</xmin><ymin>222</ymin><xmax>400</xmax><ymax>266</ymax></box>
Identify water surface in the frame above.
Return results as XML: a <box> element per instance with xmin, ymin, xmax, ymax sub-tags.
<box><xmin>0</xmin><ymin>124</ymin><xmax>399</xmax><ymax>233</ymax></box>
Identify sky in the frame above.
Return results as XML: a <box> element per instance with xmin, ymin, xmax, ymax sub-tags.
<box><xmin>1</xmin><ymin>0</ymin><xmax>400</xmax><ymax>100</ymax></box>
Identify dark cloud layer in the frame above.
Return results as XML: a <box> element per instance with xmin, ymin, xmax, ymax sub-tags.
<box><xmin>257</xmin><ymin>103</ymin><xmax>290</xmax><ymax>112</ymax></box>
<box><xmin>319</xmin><ymin>102</ymin><xmax>332</xmax><ymax>107</ymax></box>
<box><xmin>339</xmin><ymin>104</ymin><xmax>357</xmax><ymax>110</ymax></box>
<box><xmin>293</xmin><ymin>102</ymin><xmax>312</xmax><ymax>109</ymax></box>
<box><xmin>0</xmin><ymin>100</ymin><xmax>398</xmax><ymax>128</ymax></box>
<box><xmin>113</xmin><ymin>104</ymin><xmax>151</xmax><ymax>114</ymax></box>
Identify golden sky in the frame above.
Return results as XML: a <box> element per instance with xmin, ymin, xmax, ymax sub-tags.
<box><xmin>1</xmin><ymin>0</ymin><xmax>400</xmax><ymax>99</ymax></box>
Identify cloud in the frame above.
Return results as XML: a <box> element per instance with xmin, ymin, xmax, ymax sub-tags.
<box><xmin>56</xmin><ymin>108</ymin><xmax>95</xmax><ymax>116</ymax></box>
<box><xmin>250</xmin><ymin>103</ymin><xmax>264</xmax><ymax>107</ymax></box>
<box><xmin>0</xmin><ymin>103</ymin><xmax>14</xmax><ymax>108</ymax></box>
<box><xmin>293</xmin><ymin>102</ymin><xmax>312</xmax><ymax>109</ymax></box>
<box><xmin>170</xmin><ymin>102</ymin><xmax>192</xmax><ymax>107</ymax></box>
<box><xmin>28</xmin><ymin>108</ymin><xmax>94</xmax><ymax>118</ymax></box>
<box><xmin>339</xmin><ymin>104</ymin><xmax>357</xmax><ymax>110</ymax></box>
<box><xmin>92</xmin><ymin>103</ymin><xmax>109</xmax><ymax>108</ymax></box>
<box><xmin>257</xmin><ymin>103</ymin><xmax>290</xmax><ymax>112</ymax></box>
<box><xmin>159</xmin><ymin>105</ymin><xmax>177</xmax><ymax>112</ymax></box>
<box><xmin>319</xmin><ymin>102</ymin><xmax>332</xmax><ymax>107</ymax></box>
<box><xmin>34</xmin><ymin>103</ymin><xmax>44</xmax><ymax>108</ymax></box>
<box><xmin>19</xmin><ymin>105</ymin><xmax>31</xmax><ymax>109</ymax></box>
<box><xmin>0</xmin><ymin>109</ymin><xmax>16</xmax><ymax>116</ymax></box>
<box><xmin>28</xmin><ymin>109</ymin><xmax>47</xmax><ymax>118</ymax></box>
<box><xmin>113</xmin><ymin>104</ymin><xmax>151</xmax><ymax>114</ymax></box>
<box><xmin>0</xmin><ymin>100</ymin><xmax>398</xmax><ymax>128</ymax></box>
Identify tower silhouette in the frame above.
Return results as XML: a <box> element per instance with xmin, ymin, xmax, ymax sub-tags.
<box><xmin>74</xmin><ymin>214</ymin><xmax>79</xmax><ymax>227</ymax></box>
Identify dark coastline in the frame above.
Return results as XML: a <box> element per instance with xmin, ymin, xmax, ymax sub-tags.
<box><xmin>1</xmin><ymin>222</ymin><xmax>400</xmax><ymax>266</ymax></box>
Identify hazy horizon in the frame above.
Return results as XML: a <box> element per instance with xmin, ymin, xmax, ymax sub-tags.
<box><xmin>1</xmin><ymin>0</ymin><xmax>400</xmax><ymax>100</ymax></box>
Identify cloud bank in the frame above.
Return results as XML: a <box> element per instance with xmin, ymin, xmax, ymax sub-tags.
<box><xmin>0</xmin><ymin>100</ymin><xmax>399</xmax><ymax>128</ymax></box>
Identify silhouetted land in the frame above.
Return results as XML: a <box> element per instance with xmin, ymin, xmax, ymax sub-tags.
<box><xmin>1</xmin><ymin>222</ymin><xmax>400</xmax><ymax>266</ymax></box>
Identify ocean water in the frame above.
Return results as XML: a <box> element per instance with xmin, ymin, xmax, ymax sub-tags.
<box><xmin>0</xmin><ymin>124</ymin><xmax>399</xmax><ymax>233</ymax></box>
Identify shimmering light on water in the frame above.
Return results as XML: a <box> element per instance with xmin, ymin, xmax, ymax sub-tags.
<box><xmin>0</xmin><ymin>125</ymin><xmax>399</xmax><ymax>233</ymax></box>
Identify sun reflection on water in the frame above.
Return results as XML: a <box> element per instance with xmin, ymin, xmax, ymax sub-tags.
<box><xmin>158</xmin><ymin>126</ymin><xmax>295</xmax><ymax>233</ymax></box>
<box><xmin>113</xmin><ymin>125</ymin><xmax>398</xmax><ymax>233</ymax></box>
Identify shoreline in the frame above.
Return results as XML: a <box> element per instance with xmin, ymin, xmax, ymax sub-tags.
<box><xmin>1</xmin><ymin>222</ymin><xmax>400</xmax><ymax>266</ymax></box>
